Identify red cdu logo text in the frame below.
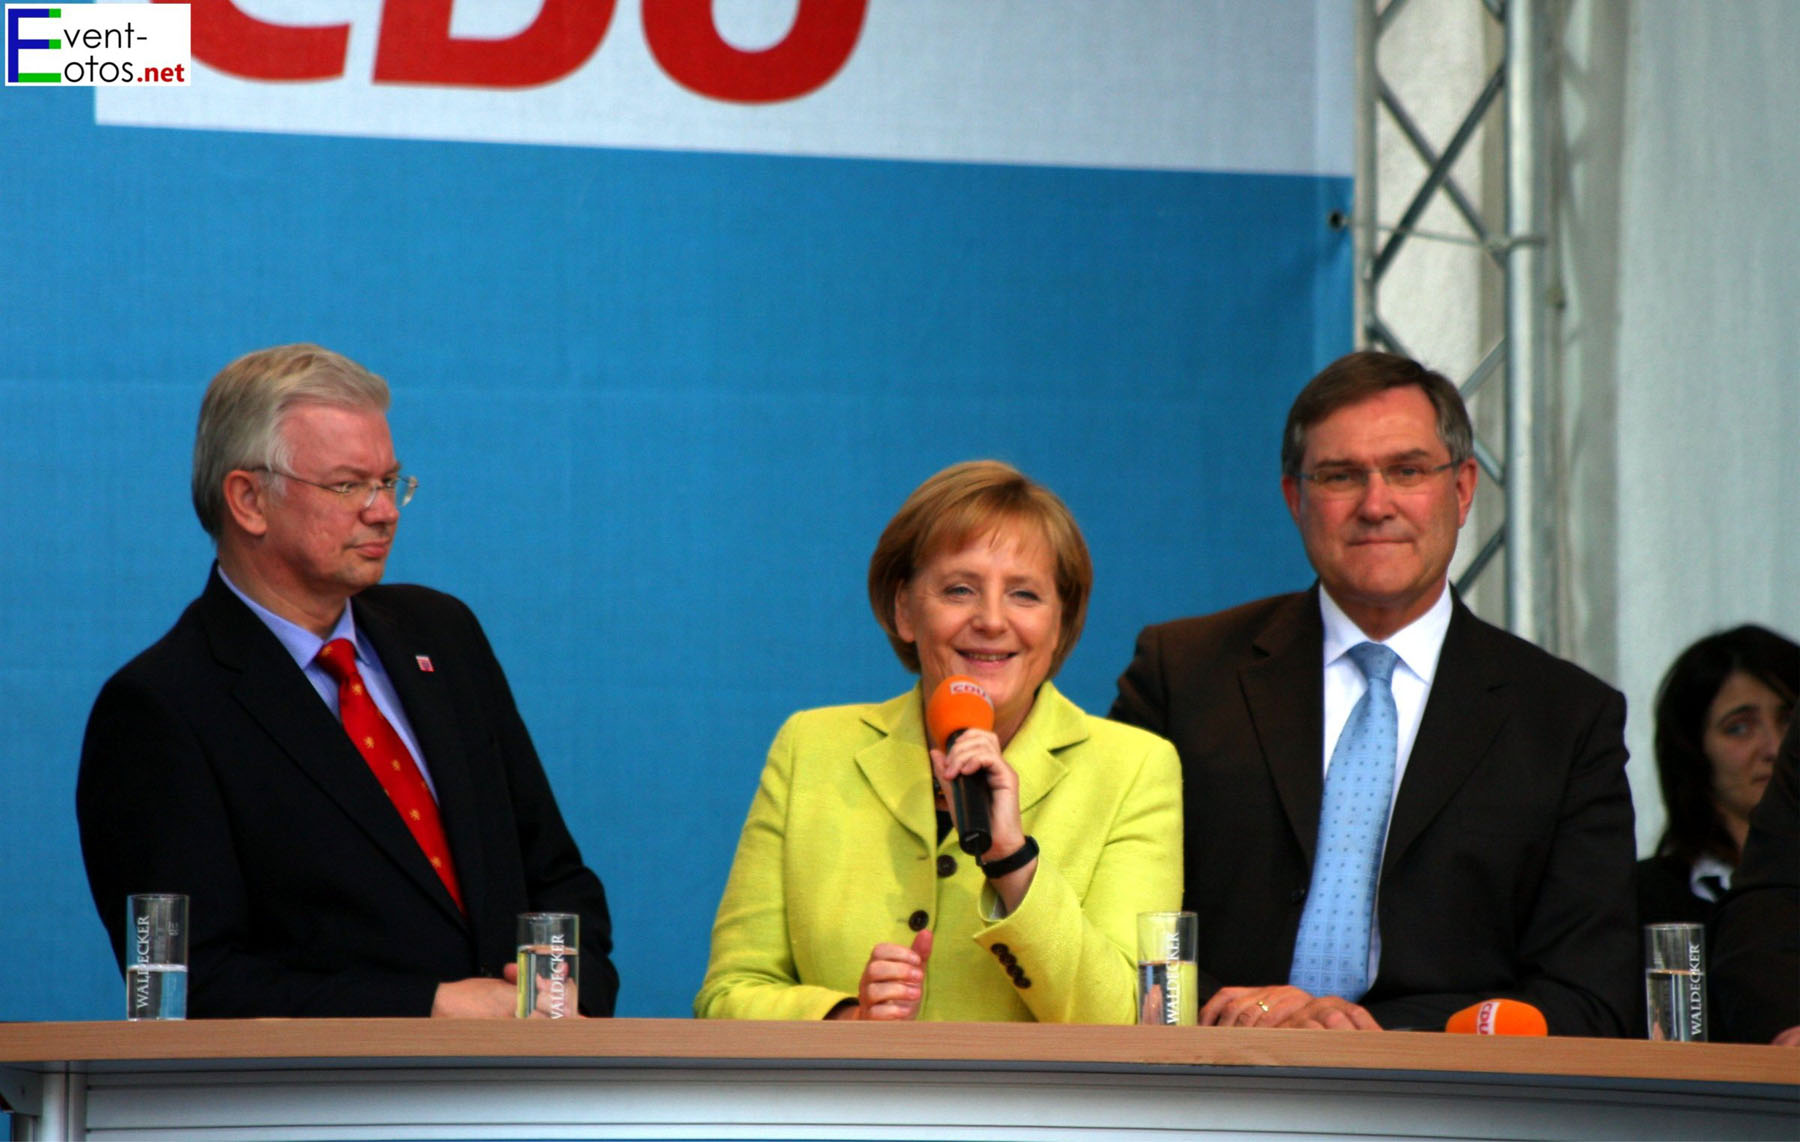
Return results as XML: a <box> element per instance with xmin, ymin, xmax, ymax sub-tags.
<box><xmin>159</xmin><ymin>0</ymin><xmax>867</xmax><ymax>101</ymax></box>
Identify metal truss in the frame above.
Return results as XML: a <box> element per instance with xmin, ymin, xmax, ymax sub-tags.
<box><xmin>1353</xmin><ymin>0</ymin><xmax>1557</xmax><ymax>648</ymax></box>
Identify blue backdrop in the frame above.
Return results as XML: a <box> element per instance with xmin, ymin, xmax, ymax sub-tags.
<box><xmin>0</xmin><ymin>73</ymin><xmax>1348</xmax><ymax>1023</ymax></box>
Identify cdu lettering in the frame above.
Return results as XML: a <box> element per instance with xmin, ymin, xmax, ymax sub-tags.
<box><xmin>160</xmin><ymin>0</ymin><xmax>865</xmax><ymax>101</ymax></box>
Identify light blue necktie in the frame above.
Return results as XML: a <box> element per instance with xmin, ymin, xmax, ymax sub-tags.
<box><xmin>1289</xmin><ymin>641</ymin><xmax>1399</xmax><ymax>1000</ymax></box>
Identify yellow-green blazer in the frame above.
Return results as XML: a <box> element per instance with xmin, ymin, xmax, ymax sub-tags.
<box><xmin>695</xmin><ymin>681</ymin><xmax>1182</xmax><ymax>1022</ymax></box>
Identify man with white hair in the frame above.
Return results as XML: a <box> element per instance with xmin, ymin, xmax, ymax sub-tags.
<box><xmin>78</xmin><ymin>343</ymin><xmax>617</xmax><ymax>1018</ymax></box>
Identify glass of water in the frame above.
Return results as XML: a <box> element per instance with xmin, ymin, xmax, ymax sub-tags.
<box><xmin>516</xmin><ymin>912</ymin><xmax>579</xmax><ymax>1018</ymax></box>
<box><xmin>1136</xmin><ymin>911</ymin><xmax>1198</xmax><ymax>1026</ymax></box>
<box><xmin>125</xmin><ymin>894</ymin><xmax>188</xmax><ymax>1020</ymax></box>
<box><xmin>1644</xmin><ymin>922</ymin><xmax>1706</xmax><ymax>1041</ymax></box>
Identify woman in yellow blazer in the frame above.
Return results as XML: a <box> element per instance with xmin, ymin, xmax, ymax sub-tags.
<box><xmin>695</xmin><ymin>460</ymin><xmax>1182</xmax><ymax>1023</ymax></box>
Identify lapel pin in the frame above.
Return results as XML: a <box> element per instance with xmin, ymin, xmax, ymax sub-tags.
<box><xmin>416</xmin><ymin>656</ymin><xmax>435</xmax><ymax>673</ymax></box>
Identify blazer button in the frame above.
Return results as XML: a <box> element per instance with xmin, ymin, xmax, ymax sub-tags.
<box><xmin>1289</xmin><ymin>888</ymin><xmax>1307</xmax><ymax>905</ymax></box>
<box><xmin>998</xmin><ymin>951</ymin><xmax>1016</xmax><ymax>967</ymax></box>
<box><xmin>936</xmin><ymin>854</ymin><xmax>957</xmax><ymax>878</ymax></box>
<box><xmin>990</xmin><ymin>943</ymin><xmax>1010</xmax><ymax>957</ymax></box>
<box><xmin>908</xmin><ymin>909</ymin><xmax>929</xmax><ymax>932</ymax></box>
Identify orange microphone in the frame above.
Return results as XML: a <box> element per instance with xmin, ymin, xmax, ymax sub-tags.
<box><xmin>926</xmin><ymin>676</ymin><xmax>994</xmax><ymax>856</ymax></box>
<box><xmin>1445</xmin><ymin>999</ymin><xmax>1549</xmax><ymax>1036</ymax></box>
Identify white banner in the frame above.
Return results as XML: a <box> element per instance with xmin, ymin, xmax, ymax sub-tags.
<box><xmin>96</xmin><ymin>0</ymin><xmax>1352</xmax><ymax>174</ymax></box>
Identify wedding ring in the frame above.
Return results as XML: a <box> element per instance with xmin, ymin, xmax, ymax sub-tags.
<box><xmin>1255</xmin><ymin>999</ymin><xmax>1270</xmax><ymax>1013</ymax></box>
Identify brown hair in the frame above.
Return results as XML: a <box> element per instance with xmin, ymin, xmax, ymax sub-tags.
<box><xmin>868</xmin><ymin>460</ymin><xmax>1091</xmax><ymax>676</ymax></box>
<box><xmin>1654</xmin><ymin>625</ymin><xmax>1800</xmax><ymax>865</ymax></box>
<box><xmin>1280</xmin><ymin>350</ymin><xmax>1473</xmax><ymax>477</ymax></box>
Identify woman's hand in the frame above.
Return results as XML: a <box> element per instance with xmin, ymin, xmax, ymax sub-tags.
<box><xmin>833</xmin><ymin>930</ymin><xmax>934</xmax><ymax>1020</ymax></box>
<box><xmin>933</xmin><ymin>728</ymin><xmax>1036</xmax><ymax>911</ymax></box>
<box><xmin>931</xmin><ymin>728</ymin><xmax>1024</xmax><ymax>857</ymax></box>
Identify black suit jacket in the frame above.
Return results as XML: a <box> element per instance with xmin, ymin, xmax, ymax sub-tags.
<box><xmin>1111</xmin><ymin>587</ymin><xmax>1636</xmax><ymax>1035</ymax></box>
<box><xmin>1710</xmin><ymin>721</ymin><xmax>1799</xmax><ymax>1043</ymax></box>
<box><xmin>1635</xmin><ymin>853</ymin><xmax>1716</xmax><ymax>929</ymax></box>
<box><xmin>77</xmin><ymin>569</ymin><xmax>618</xmax><ymax>1017</ymax></box>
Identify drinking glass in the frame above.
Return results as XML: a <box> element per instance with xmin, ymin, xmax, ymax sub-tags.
<box><xmin>125</xmin><ymin>894</ymin><xmax>188</xmax><ymax>1020</ymax></box>
<box><xmin>1644</xmin><ymin>922</ymin><xmax>1706</xmax><ymax>1042</ymax></box>
<box><xmin>1136</xmin><ymin>911</ymin><xmax>1198</xmax><ymax>1026</ymax></box>
<box><xmin>516</xmin><ymin>912</ymin><xmax>579</xmax><ymax>1019</ymax></box>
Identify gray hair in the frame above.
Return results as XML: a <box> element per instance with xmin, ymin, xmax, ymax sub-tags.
<box><xmin>191</xmin><ymin>344</ymin><xmax>390</xmax><ymax>539</ymax></box>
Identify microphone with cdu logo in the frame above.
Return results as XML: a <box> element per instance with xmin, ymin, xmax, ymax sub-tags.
<box><xmin>926</xmin><ymin>675</ymin><xmax>994</xmax><ymax>856</ymax></box>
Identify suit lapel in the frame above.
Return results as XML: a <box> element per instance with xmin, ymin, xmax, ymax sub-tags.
<box><xmin>355</xmin><ymin>593</ymin><xmax>477</xmax><ymax>927</ymax></box>
<box><xmin>1003</xmin><ymin>682</ymin><xmax>1078</xmax><ymax>814</ymax></box>
<box><xmin>1381</xmin><ymin>597</ymin><xmax>1507</xmax><ymax>876</ymax></box>
<box><xmin>1239</xmin><ymin>589</ymin><xmax>1328</xmax><ymax>863</ymax></box>
<box><xmin>197</xmin><ymin>573</ymin><xmax>465</xmax><ymax>926</ymax></box>
<box><xmin>854</xmin><ymin>689</ymin><xmax>937</xmax><ymax>851</ymax></box>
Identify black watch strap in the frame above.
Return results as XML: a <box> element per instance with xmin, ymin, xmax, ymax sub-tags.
<box><xmin>979</xmin><ymin>835</ymin><xmax>1039</xmax><ymax>878</ymax></box>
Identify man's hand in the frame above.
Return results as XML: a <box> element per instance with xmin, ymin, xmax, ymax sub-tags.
<box><xmin>1201</xmin><ymin>985</ymin><xmax>1315</xmax><ymax>1028</ymax></box>
<box><xmin>1280</xmin><ymin>994</ymin><xmax>1382</xmax><ymax>1030</ymax></box>
<box><xmin>1201</xmin><ymin>985</ymin><xmax>1382</xmax><ymax>1030</ymax></box>
<box><xmin>431</xmin><ymin>964</ymin><xmax>546</xmax><ymax>1018</ymax></box>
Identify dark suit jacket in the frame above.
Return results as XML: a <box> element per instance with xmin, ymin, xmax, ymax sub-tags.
<box><xmin>1710</xmin><ymin>721</ymin><xmax>1799</xmax><ymax>1043</ymax></box>
<box><xmin>1111</xmin><ymin>587</ymin><xmax>1637</xmax><ymax>1035</ymax></box>
<box><xmin>77</xmin><ymin>569</ymin><xmax>618</xmax><ymax>1018</ymax></box>
<box><xmin>1635</xmin><ymin>853</ymin><xmax>1716</xmax><ymax>929</ymax></box>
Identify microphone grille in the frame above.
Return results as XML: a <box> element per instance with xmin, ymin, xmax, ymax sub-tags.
<box><xmin>926</xmin><ymin>675</ymin><xmax>994</xmax><ymax>746</ymax></box>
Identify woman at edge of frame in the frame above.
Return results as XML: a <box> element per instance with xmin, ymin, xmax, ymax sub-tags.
<box><xmin>1637</xmin><ymin>625</ymin><xmax>1797</xmax><ymax>929</ymax></box>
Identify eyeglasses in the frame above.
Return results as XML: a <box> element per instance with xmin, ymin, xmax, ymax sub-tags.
<box><xmin>255</xmin><ymin>467</ymin><xmax>418</xmax><ymax>510</ymax></box>
<box><xmin>1298</xmin><ymin>461</ymin><xmax>1455</xmax><ymax>499</ymax></box>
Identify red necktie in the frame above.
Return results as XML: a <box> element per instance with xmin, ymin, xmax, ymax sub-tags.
<box><xmin>315</xmin><ymin>638</ymin><xmax>464</xmax><ymax>912</ymax></box>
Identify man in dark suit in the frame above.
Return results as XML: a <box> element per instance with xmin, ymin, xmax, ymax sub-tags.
<box><xmin>78</xmin><ymin>343</ymin><xmax>617</xmax><ymax>1018</ymax></box>
<box><xmin>1112</xmin><ymin>350</ymin><xmax>1635</xmax><ymax>1035</ymax></box>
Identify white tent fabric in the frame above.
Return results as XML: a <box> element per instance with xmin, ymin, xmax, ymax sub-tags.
<box><xmin>1557</xmin><ymin>0</ymin><xmax>1799</xmax><ymax>852</ymax></box>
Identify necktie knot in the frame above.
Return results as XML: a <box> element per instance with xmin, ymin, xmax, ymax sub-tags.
<box><xmin>315</xmin><ymin>638</ymin><xmax>360</xmax><ymax>684</ymax></box>
<box><xmin>1346</xmin><ymin>641</ymin><xmax>1399</xmax><ymax>687</ymax></box>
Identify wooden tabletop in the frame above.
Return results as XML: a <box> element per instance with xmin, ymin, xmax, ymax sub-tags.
<box><xmin>1</xmin><ymin>1018</ymin><xmax>1794</xmax><ymax>1089</ymax></box>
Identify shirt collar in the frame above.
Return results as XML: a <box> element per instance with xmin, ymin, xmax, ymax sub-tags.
<box><xmin>215</xmin><ymin>565</ymin><xmax>361</xmax><ymax>672</ymax></box>
<box><xmin>1319</xmin><ymin>581</ymin><xmax>1453</xmax><ymax>685</ymax></box>
<box><xmin>1689</xmin><ymin>854</ymin><xmax>1734</xmax><ymax>902</ymax></box>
